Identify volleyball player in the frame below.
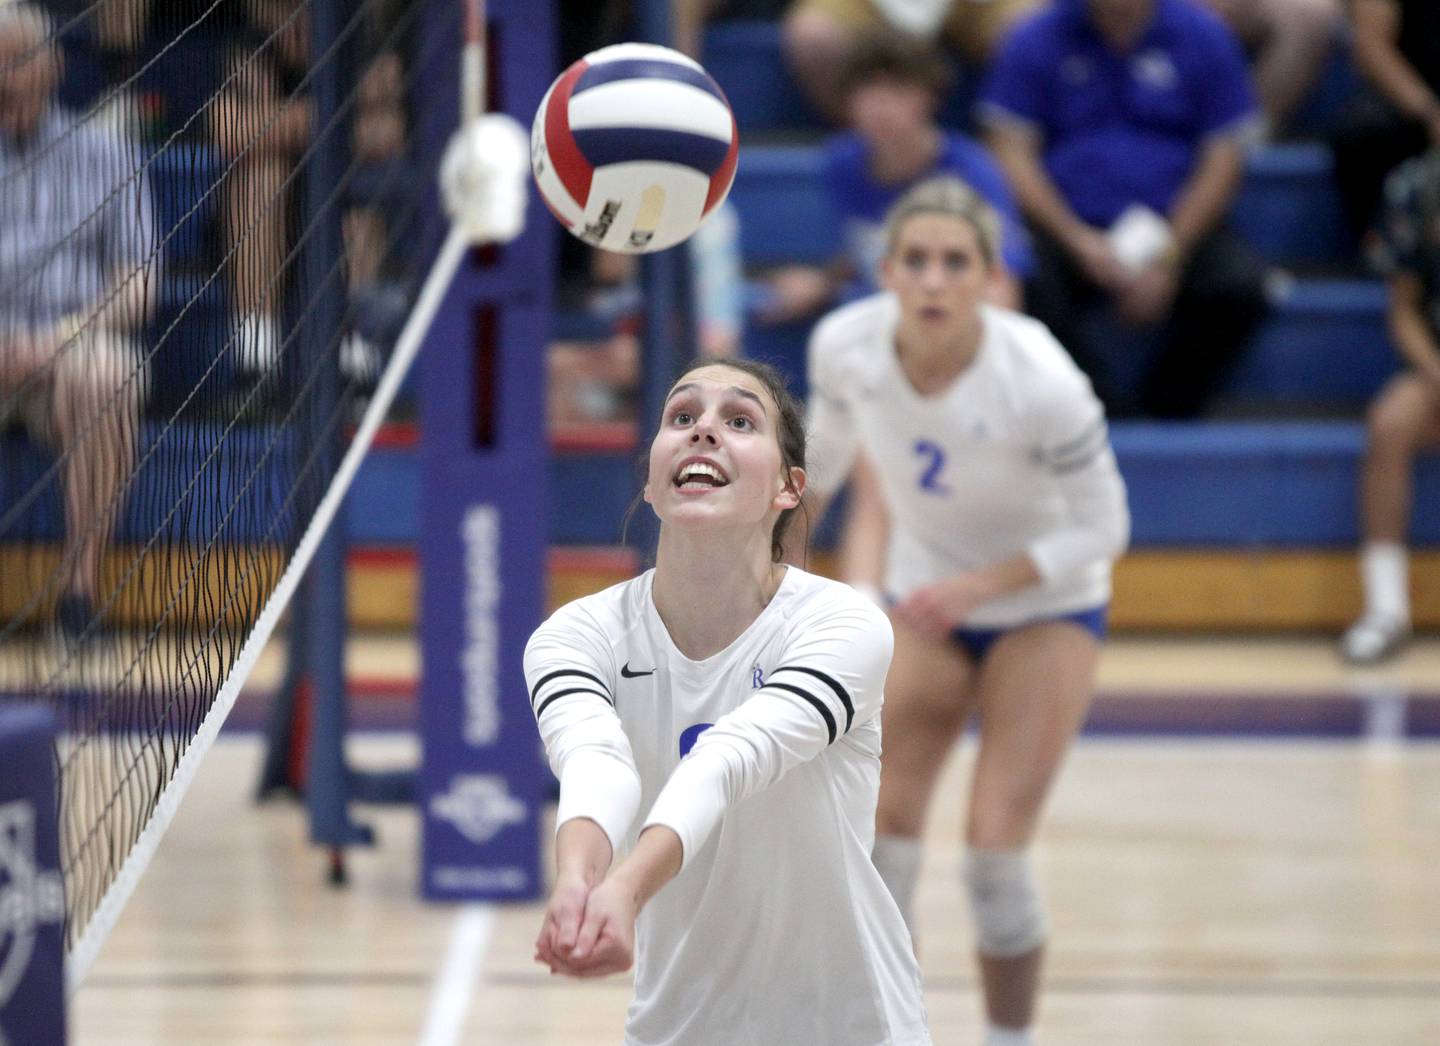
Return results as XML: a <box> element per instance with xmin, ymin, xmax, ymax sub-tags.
<box><xmin>801</xmin><ymin>177</ymin><xmax>1131</xmax><ymax>1046</ymax></box>
<box><xmin>526</xmin><ymin>358</ymin><xmax>931</xmax><ymax>1045</ymax></box>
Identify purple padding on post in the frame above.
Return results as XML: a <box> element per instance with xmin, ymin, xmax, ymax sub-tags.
<box><xmin>0</xmin><ymin>704</ymin><xmax>67</xmax><ymax>1045</ymax></box>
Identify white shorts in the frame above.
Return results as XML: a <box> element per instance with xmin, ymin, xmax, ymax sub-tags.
<box><xmin>0</xmin><ymin>327</ymin><xmax>146</xmax><ymax>447</ymax></box>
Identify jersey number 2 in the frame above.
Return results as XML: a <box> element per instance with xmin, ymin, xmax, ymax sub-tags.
<box><xmin>914</xmin><ymin>440</ymin><xmax>949</xmax><ymax>494</ymax></box>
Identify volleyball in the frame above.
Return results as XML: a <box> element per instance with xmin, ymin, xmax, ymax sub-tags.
<box><xmin>530</xmin><ymin>43</ymin><xmax>739</xmax><ymax>254</ymax></box>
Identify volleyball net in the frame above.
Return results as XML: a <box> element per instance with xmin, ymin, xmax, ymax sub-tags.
<box><xmin>0</xmin><ymin>0</ymin><xmax>479</xmax><ymax>990</ymax></box>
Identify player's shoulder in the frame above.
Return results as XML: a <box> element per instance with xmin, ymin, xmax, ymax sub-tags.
<box><xmin>810</xmin><ymin>292</ymin><xmax>897</xmax><ymax>367</ymax></box>
<box><xmin>985</xmin><ymin>305</ymin><xmax>1090</xmax><ymax>391</ymax></box>
<box><xmin>537</xmin><ymin>570</ymin><xmax>650</xmax><ymax>642</ymax></box>
<box><xmin>776</xmin><ymin>568</ymin><xmax>891</xmax><ymax>633</ymax></box>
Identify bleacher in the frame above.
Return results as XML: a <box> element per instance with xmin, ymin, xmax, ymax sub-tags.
<box><xmin>9</xmin><ymin>18</ymin><xmax>1439</xmax><ymax>633</ymax></box>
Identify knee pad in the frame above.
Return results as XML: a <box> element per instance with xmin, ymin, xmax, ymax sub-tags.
<box><xmin>962</xmin><ymin>848</ymin><xmax>1048</xmax><ymax>958</ymax></box>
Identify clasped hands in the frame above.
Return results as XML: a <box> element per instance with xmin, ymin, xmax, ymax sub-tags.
<box><xmin>1069</xmin><ymin>225</ymin><xmax>1180</xmax><ymax>328</ymax></box>
<box><xmin>534</xmin><ymin>870</ymin><xmax>638</xmax><ymax>978</ymax></box>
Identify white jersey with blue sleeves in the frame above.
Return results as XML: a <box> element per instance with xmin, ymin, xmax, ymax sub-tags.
<box><xmin>525</xmin><ymin>566</ymin><xmax>930</xmax><ymax>1046</ymax></box>
<box><xmin>806</xmin><ymin>293</ymin><xmax>1131</xmax><ymax>628</ymax></box>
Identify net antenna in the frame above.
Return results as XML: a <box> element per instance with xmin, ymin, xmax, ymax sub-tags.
<box><xmin>442</xmin><ymin>0</ymin><xmax>529</xmax><ymax>251</ymax></box>
<box><xmin>64</xmin><ymin>0</ymin><xmax>529</xmax><ymax>991</ymax></box>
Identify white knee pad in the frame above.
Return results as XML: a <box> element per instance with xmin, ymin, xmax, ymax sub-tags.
<box><xmin>962</xmin><ymin>848</ymin><xmax>1048</xmax><ymax>958</ymax></box>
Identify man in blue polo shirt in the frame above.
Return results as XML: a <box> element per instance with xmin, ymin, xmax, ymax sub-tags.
<box><xmin>980</xmin><ymin>0</ymin><xmax>1270</xmax><ymax>418</ymax></box>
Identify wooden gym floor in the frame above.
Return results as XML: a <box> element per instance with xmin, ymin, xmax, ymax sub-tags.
<box><xmin>66</xmin><ymin>633</ymin><xmax>1440</xmax><ymax>1044</ymax></box>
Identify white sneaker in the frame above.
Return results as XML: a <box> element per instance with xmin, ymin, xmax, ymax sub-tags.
<box><xmin>1339</xmin><ymin>615</ymin><xmax>1411</xmax><ymax>665</ymax></box>
<box><xmin>236</xmin><ymin>312</ymin><xmax>281</xmax><ymax>374</ymax></box>
<box><xmin>340</xmin><ymin>331</ymin><xmax>381</xmax><ymax>386</ymax></box>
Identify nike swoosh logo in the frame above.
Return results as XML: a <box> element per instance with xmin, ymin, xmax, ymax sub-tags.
<box><xmin>620</xmin><ymin>662</ymin><xmax>655</xmax><ymax>678</ymax></box>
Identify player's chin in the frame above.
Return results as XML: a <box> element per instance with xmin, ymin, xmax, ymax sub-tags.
<box><xmin>657</xmin><ymin>485</ymin><xmax>728</xmax><ymax>513</ymax></box>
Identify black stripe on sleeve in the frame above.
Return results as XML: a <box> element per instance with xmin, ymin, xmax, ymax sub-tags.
<box><xmin>772</xmin><ymin>665</ymin><xmax>855</xmax><ymax>734</ymax></box>
<box><xmin>1050</xmin><ymin>418</ymin><xmax>1106</xmax><ymax>459</ymax></box>
<box><xmin>763</xmin><ymin>682</ymin><xmax>837</xmax><ymax>744</ymax></box>
<box><xmin>1047</xmin><ymin>433</ymin><xmax>1107</xmax><ymax>472</ymax></box>
<box><xmin>535</xmin><ymin>687</ymin><xmax>613</xmax><ymax>720</ymax></box>
<box><xmin>1051</xmin><ymin>449</ymin><xmax>1104</xmax><ymax>476</ymax></box>
<box><xmin>529</xmin><ymin>668</ymin><xmax>613</xmax><ymax>708</ymax></box>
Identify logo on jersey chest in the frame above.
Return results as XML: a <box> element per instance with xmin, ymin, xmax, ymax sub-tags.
<box><xmin>679</xmin><ymin>722</ymin><xmax>714</xmax><ymax>757</ymax></box>
<box><xmin>677</xmin><ymin>664</ymin><xmax>765</xmax><ymax>757</ymax></box>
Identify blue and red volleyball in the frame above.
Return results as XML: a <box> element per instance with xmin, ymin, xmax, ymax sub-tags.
<box><xmin>530</xmin><ymin>43</ymin><xmax>740</xmax><ymax>254</ymax></box>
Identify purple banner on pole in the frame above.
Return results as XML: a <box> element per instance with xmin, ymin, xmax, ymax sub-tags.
<box><xmin>416</xmin><ymin>0</ymin><xmax>556</xmax><ymax>902</ymax></box>
<box><xmin>0</xmin><ymin>704</ymin><xmax>67</xmax><ymax>1044</ymax></box>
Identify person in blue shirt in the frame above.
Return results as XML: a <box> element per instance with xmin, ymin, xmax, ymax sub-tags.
<box><xmin>760</xmin><ymin>31</ymin><xmax>1033</xmax><ymax>325</ymax></box>
<box><xmin>979</xmin><ymin>0</ymin><xmax>1270</xmax><ymax>418</ymax></box>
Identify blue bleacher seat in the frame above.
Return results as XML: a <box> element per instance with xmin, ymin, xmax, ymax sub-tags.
<box><xmin>1112</xmin><ymin>422</ymin><xmax>1440</xmax><ymax>546</ymax></box>
<box><xmin>703</xmin><ymin>23</ymin><xmax>821</xmax><ymax>134</ymax></box>
<box><xmin>731</xmin><ymin>146</ymin><xmax>838</xmax><ymax>265</ymax></box>
<box><xmin>147</xmin><ymin>273</ymin><xmax>232</xmax><ymax>412</ymax></box>
<box><xmin>0</xmin><ymin>418</ymin><xmax>299</xmax><ymax>546</ymax></box>
<box><xmin>1232</xmin><ymin>280</ymin><xmax>1396</xmax><ymax>406</ymax></box>
<box><xmin>1230</xmin><ymin>144</ymin><xmax>1354</xmax><ymax>266</ymax></box>
<box><xmin>150</xmin><ymin>145</ymin><xmax>223</xmax><ymax>267</ymax></box>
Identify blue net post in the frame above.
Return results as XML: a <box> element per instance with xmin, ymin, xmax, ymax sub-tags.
<box><xmin>296</xmin><ymin>0</ymin><xmax>372</xmax><ymax>868</ymax></box>
<box><xmin>415</xmin><ymin>0</ymin><xmax>555</xmax><ymax>902</ymax></box>
<box><xmin>256</xmin><ymin>577</ymin><xmax>309</xmax><ymax>800</ymax></box>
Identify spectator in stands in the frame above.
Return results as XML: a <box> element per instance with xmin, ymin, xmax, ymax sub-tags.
<box><xmin>205</xmin><ymin>0</ymin><xmax>308</xmax><ymax>385</ymax></box>
<box><xmin>1200</xmin><ymin>0</ymin><xmax>1342</xmax><ymax>141</ymax></box>
<box><xmin>91</xmin><ymin>0</ymin><xmax>248</xmax><ymax>98</ymax></box>
<box><xmin>980</xmin><ymin>0</ymin><xmax>1270</xmax><ymax>418</ymax></box>
<box><xmin>1339</xmin><ymin>148</ymin><xmax>1440</xmax><ymax>664</ymax></box>
<box><xmin>760</xmin><ymin>32</ymin><xmax>1032</xmax><ymax>325</ymax></box>
<box><xmin>1330</xmin><ymin>0</ymin><xmax>1440</xmax><ymax>246</ymax></box>
<box><xmin>208</xmin><ymin>0</ymin><xmax>406</xmax><ymax>390</ymax></box>
<box><xmin>0</xmin><ymin>2</ymin><xmax>157</xmax><ymax>636</ymax></box>
<box><xmin>784</xmin><ymin>0</ymin><xmax>1041</xmax><ymax>123</ymax></box>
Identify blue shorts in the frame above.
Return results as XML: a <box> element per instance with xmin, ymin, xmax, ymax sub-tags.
<box><xmin>949</xmin><ymin>604</ymin><xmax>1108</xmax><ymax>662</ymax></box>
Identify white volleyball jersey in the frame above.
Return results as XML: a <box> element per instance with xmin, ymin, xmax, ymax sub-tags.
<box><xmin>806</xmin><ymin>293</ymin><xmax>1130</xmax><ymax>627</ymax></box>
<box><xmin>525</xmin><ymin>567</ymin><xmax>930</xmax><ymax>1046</ymax></box>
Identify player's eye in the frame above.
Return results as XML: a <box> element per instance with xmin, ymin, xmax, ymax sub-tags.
<box><xmin>903</xmin><ymin>250</ymin><xmax>927</xmax><ymax>271</ymax></box>
<box><xmin>670</xmin><ymin>410</ymin><xmax>693</xmax><ymax>426</ymax></box>
<box><xmin>728</xmin><ymin>414</ymin><xmax>754</xmax><ymax>431</ymax></box>
<box><xmin>944</xmin><ymin>251</ymin><xmax>970</xmax><ymax>272</ymax></box>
